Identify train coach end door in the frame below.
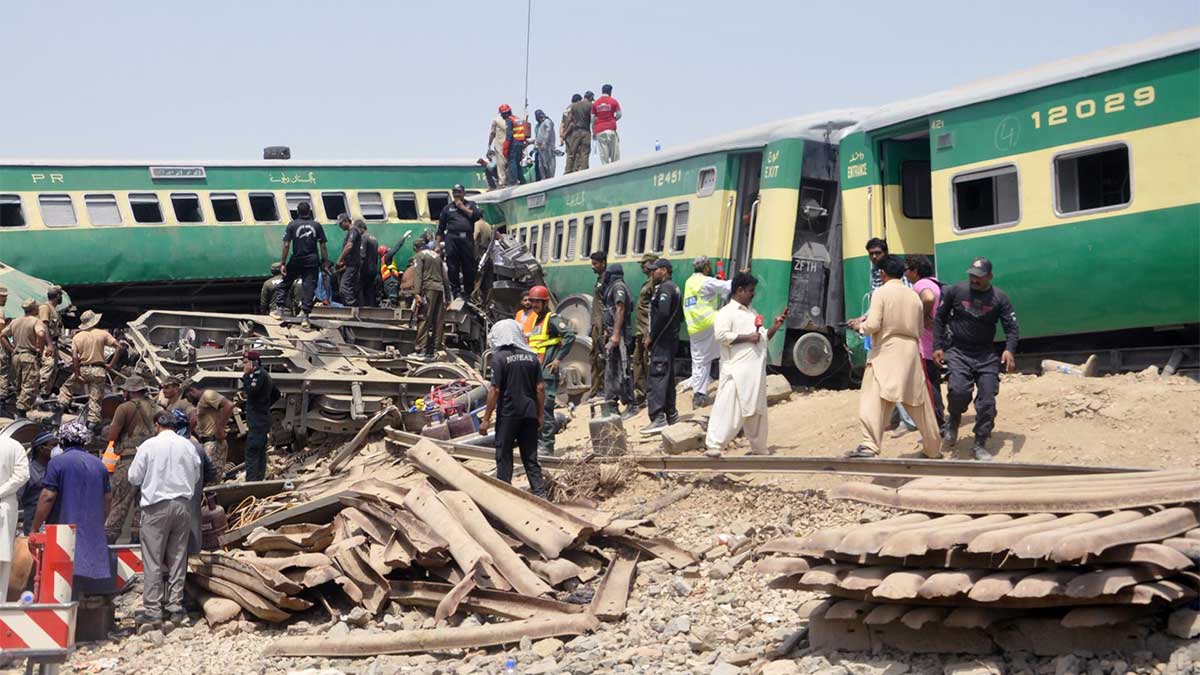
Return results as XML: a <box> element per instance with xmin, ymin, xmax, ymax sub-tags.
<box><xmin>729</xmin><ymin>152</ymin><xmax>762</xmax><ymax>270</ymax></box>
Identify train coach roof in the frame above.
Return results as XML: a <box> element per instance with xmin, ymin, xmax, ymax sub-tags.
<box><xmin>472</xmin><ymin>108</ymin><xmax>867</xmax><ymax>204</ymax></box>
<box><xmin>0</xmin><ymin>158</ymin><xmax>479</xmax><ymax>168</ymax></box>
<box><xmin>854</xmin><ymin>27</ymin><xmax>1200</xmax><ymax>134</ymax></box>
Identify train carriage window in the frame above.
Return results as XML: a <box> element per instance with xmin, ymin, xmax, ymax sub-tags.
<box><xmin>580</xmin><ymin>217</ymin><xmax>594</xmax><ymax>258</ymax></box>
<box><xmin>696</xmin><ymin>167</ymin><xmax>717</xmax><ymax>197</ymax></box>
<box><xmin>84</xmin><ymin>194</ymin><xmax>122</xmax><ymax>226</ymax></box>
<box><xmin>633</xmin><ymin>208</ymin><xmax>648</xmax><ymax>254</ymax></box>
<box><xmin>358</xmin><ymin>192</ymin><xmax>386</xmax><ymax>221</ymax></box>
<box><xmin>528</xmin><ymin>225</ymin><xmax>538</xmax><ymax>258</ymax></box>
<box><xmin>671</xmin><ymin>202</ymin><xmax>689</xmax><ymax>253</ymax></box>
<box><xmin>210</xmin><ymin>193</ymin><xmax>242</xmax><ymax>222</ymax></box>
<box><xmin>0</xmin><ymin>195</ymin><xmax>25</xmax><ymax>228</ymax></box>
<box><xmin>951</xmin><ymin>165</ymin><xmax>1020</xmax><ymax>232</ymax></box>
<box><xmin>171</xmin><ymin>193</ymin><xmax>203</xmax><ymax>223</ymax></box>
<box><xmin>285</xmin><ymin>192</ymin><xmax>312</xmax><ymax>221</ymax></box>
<box><xmin>465</xmin><ymin>190</ymin><xmax>481</xmax><ymax>198</ymax></box>
<box><xmin>651</xmin><ymin>205</ymin><xmax>669</xmax><ymax>253</ymax></box>
<box><xmin>129</xmin><ymin>193</ymin><xmax>163</xmax><ymax>223</ymax></box>
<box><xmin>616</xmin><ymin>211</ymin><xmax>630</xmax><ymax>255</ymax></box>
<box><xmin>599</xmin><ymin>213</ymin><xmax>612</xmax><ymax>254</ymax></box>
<box><xmin>321</xmin><ymin>192</ymin><xmax>349</xmax><ymax>221</ymax></box>
<box><xmin>426</xmin><ymin>192</ymin><xmax>450</xmax><ymax>220</ymax></box>
<box><xmin>540</xmin><ymin>223</ymin><xmax>551</xmax><ymax>263</ymax></box>
<box><xmin>1054</xmin><ymin>144</ymin><xmax>1131</xmax><ymax>215</ymax></box>
<box><xmin>566</xmin><ymin>219</ymin><xmax>578</xmax><ymax>260</ymax></box>
<box><xmin>392</xmin><ymin>192</ymin><xmax>419</xmax><ymax>220</ymax></box>
<box><xmin>39</xmin><ymin>194</ymin><xmax>77</xmax><ymax>228</ymax></box>
<box><xmin>901</xmin><ymin>161</ymin><xmax>932</xmax><ymax>219</ymax></box>
<box><xmin>552</xmin><ymin>221</ymin><xmax>565</xmax><ymax>261</ymax></box>
<box><xmin>249</xmin><ymin>192</ymin><xmax>280</xmax><ymax>222</ymax></box>
<box><xmin>519</xmin><ymin>227</ymin><xmax>528</xmax><ymax>246</ymax></box>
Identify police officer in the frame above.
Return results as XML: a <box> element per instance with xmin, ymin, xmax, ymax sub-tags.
<box><xmin>526</xmin><ymin>285</ymin><xmax>576</xmax><ymax>455</ymax></box>
<box><xmin>356</xmin><ymin>219</ymin><xmax>381</xmax><ymax>307</ymax></box>
<box><xmin>587</xmin><ymin>251</ymin><xmax>608</xmax><ymax>400</ymax></box>
<box><xmin>601</xmin><ymin>263</ymin><xmax>636</xmax><ymax>418</ymax></box>
<box><xmin>642</xmin><ymin>259</ymin><xmax>683</xmax><ymax>435</ymax></box>
<box><xmin>436</xmin><ymin>184</ymin><xmax>482</xmax><ymax>302</ymax></box>
<box><xmin>0</xmin><ymin>299</ymin><xmax>46</xmax><ymax>419</ymax></box>
<box><xmin>933</xmin><ymin>257</ymin><xmax>1019</xmax><ymax>462</ymax></box>
<box><xmin>241</xmin><ymin>350</ymin><xmax>278</xmax><ymax>482</ymax></box>
<box><xmin>38</xmin><ymin>286</ymin><xmax>64</xmax><ymax>399</ymax></box>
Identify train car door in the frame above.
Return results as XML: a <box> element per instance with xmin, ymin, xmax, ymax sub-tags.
<box><xmin>877</xmin><ymin>135</ymin><xmax>934</xmax><ymax>262</ymax></box>
<box><xmin>729</xmin><ymin>152</ymin><xmax>762</xmax><ymax>269</ymax></box>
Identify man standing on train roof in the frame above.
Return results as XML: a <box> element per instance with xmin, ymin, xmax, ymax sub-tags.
<box><xmin>533</xmin><ymin>109</ymin><xmax>557</xmax><ymax>181</ymax></box>
<box><xmin>56</xmin><ymin>309</ymin><xmax>122</xmax><ymax>431</ymax></box>
<box><xmin>633</xmin><ymin>253</ymin><xmax>659</xmax><ymax>401</ymax></box>
<box><xmin>335</xmin><ymin>213</ymin><xmax>362</xmax><ymax>308</ymax></box>
<box><xmin>934</xmin><ymin>257</ymin><xmax>1019</xmax><ymax>462</ymax></box>
<box><xmin>0</xmin><ymin>286</ymin><xmax>12</xmax><ymax>416</ymax></box>
<box><xmin>642</xmin><ymin>259</ymin><xmax>682</xmax><ymax>435</ymax></box>
<box><xmin>240</xmin><ymin>350</ymin><xmax>278</xmax><ymax>483</ymax></box>
<box><xmin>478</xmin><ymin>320</ymin><xmax>546</xmax><ymax>498</ymax></box>
<box><xmin>587</xmin><ymin>252</ymin><xmax>608</xmax><ymax>400</ymax></box>
<box><xmin>501</xmin><ymin>105</ymin><xmax>529</xmax><ymax>186</ymax></box>
<box><xmin>356</xmin><ymin>219</ymin><xmax>381</xmax><ymax>307</ymax></box>
<box><xmin>683</xmin><ymin>256</ymin><xmax>732</xmax><ymax>409</ymax></box>
<box><xmin>562</xmin><ymin>94</ymin><xmax>592</xmax><ymax>174</ymax></box>
<box><xmin>525</xmin><ymin>285</ymin><xmax>575</xmax><ymax>456</ymax></box>
<box><xmin>1</xmin><ymin>299</ymin><xmax>46</xmax><ymax>420</ymax></box>
<box><xmin>592</xmin><ymin>84</ymin><xmax>622</xmax><ymax>165</ymax></box>
<box><xmin>601</xmin><ymin>263</ymin><xmax>637</xmax><ymax>419</ymax></box>
<box><xmin>38</xmin><ymin>286</ymin><xmax>64</xmax><ymax>401</ymax></box>
<box><xmin>489</xmin><ymin>107</ymin><xmax>509</xmax><ymax>188</ymax></box>
<box><xmin>411</xmin><ymin>235</ymin><xmax>450</xmax><ymax>360</ymax></box>
<box><xmin>437</xmin><ymin>184</ymin><xmax>483</xmax><ymax>304</ymax></box>
<box><xmin>272</xmin><ymin>200</ymin><xmax>329</xmax><ymax>330</ymax></box>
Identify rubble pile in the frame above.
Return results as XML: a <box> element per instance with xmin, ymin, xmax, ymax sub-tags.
<box><xmin>187</xmin><ymin>438</ymin><xmax>698</xmax><ymax>657</ymax></box>
<box><xmin>755</xmin><ymin>469</ymin><xmax>1200</xmax><ymax>655</ymax></box>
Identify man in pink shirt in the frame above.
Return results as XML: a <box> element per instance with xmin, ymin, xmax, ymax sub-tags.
<box><xmin>592</xmin><ymin>84</ymin><xmax>622</xmax><ymax>164</ymax></box>
<box><xmin>905</xmin><ymin>254</ymin><xmax>944</xmax><ymax>429</ymax></box>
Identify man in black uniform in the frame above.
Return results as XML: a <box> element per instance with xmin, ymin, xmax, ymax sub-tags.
<box><xmin>356</xmin><ymin>219</ymin><xmax>381</xmax><ymax>307</ymax></box>
<box><xmin>273</xmin><ymin>201</ymin><xmax>329</xmax><ymax>328</ymax></box>
<box><xmin>240</xmin><ymin>350</ymin><xmax>278</xmax><ymax>482</ymax></box>
<box><xmin>436</xmin><ymin>184</ymin><xmax>482</xmax><ymax>302</ymax></box>
<box><xmin>642</xmin><ymin>259</ymin><xmax>682</xmax><ymax>435</ymax></box>
<box><xmin>478</xmin><ymin>320</ymin><xmax>546</xmax><ymax>498</ymax></box>
<box><xmin>601</xmin><ymin>263</ymin><xmax>637</xmax><ymax>418</ymax></box>
<box><xmin>933</xmin><ymin>257</ymin><xmax>1019</xmax><ymax>462</ymax></box>
<box><xmin>334</xmin><ymin>214</ymin><xmax>362</xmax><ymax>307</ymax></box>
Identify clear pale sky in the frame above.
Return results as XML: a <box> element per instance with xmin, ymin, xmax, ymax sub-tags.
<box><xmin>2</xmin><ymin>1</ymin><xmax>1195</xmax><ymax>162</ymax></box>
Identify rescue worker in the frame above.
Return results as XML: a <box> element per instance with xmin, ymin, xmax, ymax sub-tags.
<box><xmin>592</xmin><ymin>84</ymin><xmax>622</xmax><ymax>165</ymax></box>
<box><xmin>105</xmin><ymin>375</ymin><xmax>158</xmax><ymax>543</ymax></box>
<box><xmin>683</xmin><ymin>256</ymin><xmax>732</xmax><ymax>409</ymax></box>
<box><xmin>241</xmin><ymin>350</ymin><xmax>278</xmax><ymax>482</ymax></box>
<box><xmin>38</xmin><ymin>286</ymin><xmax>64</xmax><ymax>399</ymax></box>
<box><xmin>587</xmin><ymin>252</ymin><xmax>608</xmax><ymax>400</ymax></box>
<box><xmin>563</xmin><ymin>94</ymin><xmax>592</xmax><ymax>173</ymax></box>
<box><xmin>642</xmin><ymin>259</ymin><xmax>682</xmax><ymax>435</ymax></box>
<box><xmin>273</xmin><ymin>201</ymin><xmax>330</xmax><ymax>328</ymax></box>
<box><xmin>159</xmin><ymin>376</ymin><xmax>194</xmax><ymax>420</ymax></box>
<box><xmin>502</xmin><ymin>105</ymin><xmax>529</xmax><ymax>186</ymax></box>
<box><xmin>633</xmin><ymin>254</ymin><xmax>659</xmax><ymax>399</ymax></box>
<box><xmin>184</xmin><ymin>382</ymin><xmax>235</xmax><ymax>475</ymax></box>
<box><xmin>478</xmin><ymin>320</ymin><xmax>546</xmax><ymax>498</ymax></box>
<box><xmin>515</xmin><ymin>293</ymin><xmax>537</xmax><ymax>337</ymax></box>
<box><xmin>380</xmin><ymin>245</ymin><xmax>401</xmax><ymax>306</ymax></box>
<box><xmin>526</xmin><ymin>285</ymin><xmax>576</xmax><ymax>455</ymax></box>
<box><xmin>475</xmin><ymin>218</ymin><xmax>495</xmax><ymax>303</ymax></box>
<box><xmin>356</xmin><ymin>219</ymin><xmax>381</xmax><ymax>307</ymax></box>
<box><xmin>489</xmin><ymin>106</ymin><xmax>510</xmax><ymax>188</ymax></box>
<box><xmin>0</xmin><ymin>299</ymin><xmax>47</xmax><ymax>419</ymax></box>
<box><xmin>412</xmin><ymin>237</ymin><xmax>450</xmax><ymax>359</ymax></box>
<box><xmin>533</xmin><ymin>109</ymin><xmax>557</xmax><ymax>181</ymax></box>
<box><xmin>0</xmin><ymin>286</ymin><xmax>14</xmax><ymax>416</ymax></box>
<box><xmin>335</xmin><ymin>213</ymin><xmax>362</xmax><ymax>307</ymax></box>
<box><xmin>56</xmin><ymin>310</ymin><xmax>122</xmax><ymax>430</ymax></box>
<box><xmin>933</xmin><ymin>257</ymin><xmax>1020</xmax><ymax>461</ymax></box>
<box><xmin>259</xmin><ymin>262</ymin><xmax>284</xmax><ymax>314</ymax></box>
<box><xmin>601</xmin><ymin>263</ymin><xmax>637</xmax><ymax>418</ymax></box>
<box><xmin>436</xmin><ymin>184</ymin><xmax>482</xmax><ymax>302</ymax></box>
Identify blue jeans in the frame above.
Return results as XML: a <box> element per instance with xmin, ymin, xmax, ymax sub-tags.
<box><xmin>507</xmin><ymin>144</ymin><xmax>527</xmax><ymax>185</ymax></box>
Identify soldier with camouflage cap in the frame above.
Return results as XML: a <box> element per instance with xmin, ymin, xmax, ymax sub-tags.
<box><xmin>0</xmin><ymin>298</ymin><xmax>46</xmax><ymax>418</ymax></box>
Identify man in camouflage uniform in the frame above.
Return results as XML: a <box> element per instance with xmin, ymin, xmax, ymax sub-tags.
<box><xmin>588</xmin><ymin>252</ymin><xmax>607</xmax><ymax>400</ymax></box>
<box><xmin>1</xmin><ymin>299</ymin><xmax>46</xmax><ymax>418</ymax></box>
<box><xmin>633</xmin><ymin>253</ymin><xmax>659</xmax><ymax>400</ymax></box>
<box><xmin>105</xmin><ymin>376</ymin><xmax>159</xmax><ymax>543</ymax></box>
<box><xmin>411</xmin><ymin>236</ymin><xmax>450</xmax><ymax>359</ymax></box>
<box><xmin>0</xmin><ymin>286</ymin><xmax>11</xmax><ymax>414</ymax></box>
<box><xmin>56</xmin><ymin>310</ymin><xmax>121</xmax><ymax>429</ymax></box>
<box><xmin>38</xmin><ymin>286</ymin><xmax>64</xmax><ymax>398</ymax></box>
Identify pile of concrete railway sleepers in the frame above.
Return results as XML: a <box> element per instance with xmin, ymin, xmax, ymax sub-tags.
<box><xmin>188</xmin><ymin>437</ymin><xmax>696</xmax><ymax>657</ymax></box>
<box><xmin>755</xmin><ymin>469</ymin><xmax>1200</xmax><ymax>655</ymax></box>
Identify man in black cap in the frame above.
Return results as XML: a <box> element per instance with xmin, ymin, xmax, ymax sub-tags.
<box><xmin>642</xmin><ymin>259</ymin><xmax>683</xmax><ymax>435</ymax></box>
<box><xmin>933</xmin><ymin>257</ymin><xmax>1020</xmax><ymax>461</ymax></box>
<box><xmin>241</xmin><ymin>350</ymin><xmax>278</xmax><ymax>482</ymax></box>
<box><xmin>436</xmin><ymin>184</ymin><xmax>482</xmax><ymax>302</ymax></box>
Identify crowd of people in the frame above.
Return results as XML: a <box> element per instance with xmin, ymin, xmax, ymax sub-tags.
<box><xmin>482</xmin><ymin>84</ymin><xmax>623</xmax><ymax>189</ymax></box>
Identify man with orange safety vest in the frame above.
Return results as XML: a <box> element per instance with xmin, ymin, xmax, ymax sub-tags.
<box><xmin>515</xmin><ymin>293</ymin><xmax>537</xmax><ymax>337</ymax></box>
<box><xmin>380</xmin><ymin>245</ymin><xmax>401</xmax><ymax>306</ymax></box>
<box><xmin>500</xmin><ymin>104</ymin><xmax>529</xmax><ymax>186</ymax></box>
<box><xmin>525</xmin><ymin>286</ymin><xmax>575</xmax><ymax>456</ymax></box>
<box><xmin>683</xmin><ymin>256</ymin><xmax>732</xmax><ymax>409</ymax></box>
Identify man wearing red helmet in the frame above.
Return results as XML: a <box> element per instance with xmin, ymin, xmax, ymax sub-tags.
<box><xmin>525</xmin><ymin>285</ymin><xmax>576</xmax><ymax>455</ymax></box>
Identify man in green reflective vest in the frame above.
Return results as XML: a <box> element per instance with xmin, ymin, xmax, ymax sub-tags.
<box><xmin>683</xmin><ymin>256</ymin><xmax>731</xmax><ymax>409</ymax></box>
<box><xmin>526</xmin><ymin>285</ymin><xmax>576</xmax><ymax>456</ymax></box>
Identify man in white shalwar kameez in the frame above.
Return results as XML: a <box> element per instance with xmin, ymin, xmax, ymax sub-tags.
<box><xmin>704</xmin><ymin>273</ymin><xmax>787</xmax><ymax>457</ymax></box>
<box><xmin>682</xmin><ymin>257</ymin><xmax>732</xmax><ymax>409</ymax></box>
<box><xmin>0</xmin><ymin>436</ymin><xmax>30</xmax><ymax>601</ymax></box>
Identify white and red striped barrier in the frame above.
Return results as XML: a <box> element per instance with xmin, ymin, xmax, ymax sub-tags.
<box><xmin>0</xmin><ymin>524</ymin><xmax>77</xmax><ymax>660</ymax></box>
<box><xmin>111</xmin><ymin>545</ymin><xmax>143</xmax><ymax>591</ymax></box>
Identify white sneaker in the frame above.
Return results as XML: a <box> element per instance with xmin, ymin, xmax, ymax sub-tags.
<box><xmin>299</xmin><ymin>311</ymin><xmax>311</xmax><ymax>329</ymax></box>
<box><xmin>269</xmin><ymin>308</ymin><xmax>283</xmax><ymax>319</ymax></box>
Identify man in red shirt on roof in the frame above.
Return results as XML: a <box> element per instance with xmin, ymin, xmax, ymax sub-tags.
<box><xmin>592</xmin><ymin>84</ymin><xmax>622</xmax><ymax>164</ymax></box>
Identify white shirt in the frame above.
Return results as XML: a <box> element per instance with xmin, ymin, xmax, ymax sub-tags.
<box><xmin>713</xmin><ymin>300</ymin><xmax>769</xmax><ymax>417</ymax></box>
<box><xmin>128</xmin><ymin>430</ymin><xmax>201</xmax><ymax>507</ymax></box>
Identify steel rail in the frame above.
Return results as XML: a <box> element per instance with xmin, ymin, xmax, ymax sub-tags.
<box><xmin>382</xmin><ymin>428</ymin><xmax>1145</xmax><ymax>479</ymax></box>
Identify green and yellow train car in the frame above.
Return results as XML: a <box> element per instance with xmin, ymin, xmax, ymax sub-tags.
<box><xmin>0</xmin><ymin>160</ymin><xmax>486</xmax><ymax>314</ymax></box>
<box><xmin>839</xmin><ymin>28</ymin><xmax>1199</xmax><ymax>368</ymax></box>
<box><xmin>474</xmin><ymin>110</ymin><xmax>864</xmax><ymax>378</ymax></box>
